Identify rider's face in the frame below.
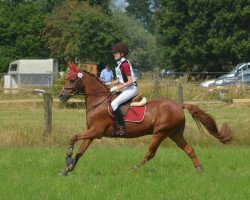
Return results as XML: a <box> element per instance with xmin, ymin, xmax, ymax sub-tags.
<box><xmin>113</xmin><ymin>52</ymin><xmax>123</xmax><ymax>61</ymax></box>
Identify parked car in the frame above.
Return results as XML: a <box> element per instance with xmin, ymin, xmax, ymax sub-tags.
<box><xmin>205</xmin><ymin>72</ymin><xmax>250</xmax><ymax>87</ymax></box>
<box><xmin>159</xmin><ymin>69</ymin><xmax>175</xmax><ymax>78</ymax></box>
<box><xmin>201</xmin><ymin>62</ymin><xmax>250</xmax><ymax>87</ymax></box>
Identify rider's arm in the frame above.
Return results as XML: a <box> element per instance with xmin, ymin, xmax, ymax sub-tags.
<box><xmin>111</xmin><ymin>79</ymin><xmax>119</xmax><ymax>85</ymax></box>
<box><xmin>116</xmin><ymin>76</ymin><xmax>133</xmax><ymax>90</ymax></box>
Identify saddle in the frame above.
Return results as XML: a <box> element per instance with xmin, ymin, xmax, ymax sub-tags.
<box><xmin>110</xmin><ymin>93</ymin><xmax>147</xmax><ymax>116</ymax></box>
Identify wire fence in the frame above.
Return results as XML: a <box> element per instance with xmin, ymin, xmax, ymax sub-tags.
<box><xmin>1</xmin><ymin>72</ymin><xmax>250</xmax><ymax>102</ymax></box>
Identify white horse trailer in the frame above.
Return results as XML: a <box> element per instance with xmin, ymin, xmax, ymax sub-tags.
<box><xmin>4</xmin><ymin>59</ymin><xmax>58</xmax><ymax>93</ymax></box>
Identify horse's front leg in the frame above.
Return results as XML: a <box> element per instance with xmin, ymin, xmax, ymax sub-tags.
<box><xmin>61</xmin><ymin>138</ymin><xmax>93</xmax><ymax>176</ymax></box>
<box><xmin>61</xmin><ymin>129</ymin><xmax>100</xmax><ymax>176</ymax></box>
<box><xmin>66</xmin><ymin>135</ymin><xmax>78</xmax><ymax>158</ymax></box>
<box><xmin>68</xmin><ymin>138</ymin><xmax>93</xmax><ymax>170</ymax></box>
<box><xmin>65</xmin><ymin>128</ymin><xmax>98</xmax><ymax>158</ymax></box>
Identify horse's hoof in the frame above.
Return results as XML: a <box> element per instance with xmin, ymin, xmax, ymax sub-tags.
<box><xmin>58</xmin><ymin>168</ymin><xmax>68</xmax><ymax>176</ymax></box>
<box><xmin>195</xmin><ymin>165</ymin><xmax>204</xmax><ymax>173</ymax></box>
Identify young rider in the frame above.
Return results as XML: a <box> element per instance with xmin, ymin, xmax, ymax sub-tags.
<box><xmin>108</xmin><ymin>42</ymin><xmax>137</xmax><ymax>136</ymax></box>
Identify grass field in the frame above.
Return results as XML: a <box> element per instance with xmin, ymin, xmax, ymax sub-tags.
<box><xmin>0</xmin><ymin>146</ymin><xmax>249</xmax><ymax>200</ymax></box>
<box><xmin>0</xmin><ymin>85</ymin><xmax>250</xmax><ymax>199</ymax></box>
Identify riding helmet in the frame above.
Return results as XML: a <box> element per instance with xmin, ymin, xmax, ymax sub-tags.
<box><xmin>112</xmin><ymin>42</ymin><xmax>129</xmax><ymax>56</ymax></box>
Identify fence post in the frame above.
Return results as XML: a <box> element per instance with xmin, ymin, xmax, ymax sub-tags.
<box><xmin>153</xmin><ymin>75</ymin><xmax>159</xmax><ymax>99</ymax></box>
<box><xmin>177</xmin><ymin>83</ymin><xmax>183</xmax><ymax>104</ymax></box>
<box><xmin>44</xmin><ymin>92</ymin><xmax>52</xmax><ymax>136</ymax></box>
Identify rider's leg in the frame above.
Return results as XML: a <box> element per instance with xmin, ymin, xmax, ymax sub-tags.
<box><xmin>113</xmin><ymin>107</ymin><xmax>127</xmax><ymax>135</ymax></box>
<box><xmin>111</xmin><ymin>86</ymin><xmax>137</xmax><ymax>136</ymax></box>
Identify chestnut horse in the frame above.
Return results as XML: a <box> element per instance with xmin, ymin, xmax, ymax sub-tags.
<box><xmin>59</xmin><ymin>65</ymin><xmax>232</xmax><ymax>176</ymax></box>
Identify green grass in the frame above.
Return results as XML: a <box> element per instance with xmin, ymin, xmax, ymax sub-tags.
<box><xmin>0</xmin><ymin>146</ymin><xmax>249</xmax><ymax>200</ymax></box>
<box><xmin>1</xmin><ymin>84</ymin><xmax>250</xmax><ymax>199</ymax></box>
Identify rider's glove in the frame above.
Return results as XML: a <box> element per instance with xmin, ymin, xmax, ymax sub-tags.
<box><xmin>105</xmin><ymin>82</ymin><xmax>111</xmax><ymax>86</ymax></box>
<box><xmin>110</xmin><ymin>87</ymin><xmax>118</xmax><ymax>93</ymax></box>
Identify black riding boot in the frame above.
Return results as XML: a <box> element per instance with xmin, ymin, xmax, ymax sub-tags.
<box><xmin>113</xmin><ymin>108</ymin><xmax>127</xmax><ymax>136</ymax></box>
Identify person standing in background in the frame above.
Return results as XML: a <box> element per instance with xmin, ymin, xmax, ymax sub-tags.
<box><xmin>100</xmin><ymin>64</ymin><xmax>114</xmax><ymax>83</ymax></box>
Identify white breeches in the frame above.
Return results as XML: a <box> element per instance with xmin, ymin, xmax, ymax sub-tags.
<box><xmin>111</xmin><ymin>85</ymin><xmax>137</xmax><ymax>111</ymax></box>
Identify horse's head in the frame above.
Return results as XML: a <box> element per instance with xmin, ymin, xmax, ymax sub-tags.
<box><xmin>59</xmin><ymin>63</ymin><xmax>83</xmax><ymax>102</ymax></box>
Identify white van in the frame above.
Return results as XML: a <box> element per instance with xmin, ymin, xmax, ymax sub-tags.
<box><xmin>4</xmin><ymin>59</ymin><xmax>58</xmax><ymax>93</ymax></box>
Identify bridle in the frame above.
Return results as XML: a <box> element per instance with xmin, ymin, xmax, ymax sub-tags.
<box><xmin>64</xmin><ymin>74</ymin><xmax>112</xmax><ymax>112</ymax></box>
<box><xmin>64</xmin><ymin>77</ymin><xmax>84</xmax><ymax>95</ymax></box>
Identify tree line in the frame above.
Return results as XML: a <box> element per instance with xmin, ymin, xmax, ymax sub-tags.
<box><xmin>0</xmin><ymin>0</ymin><xmax>249</xmax><ymax>73</ymax></box>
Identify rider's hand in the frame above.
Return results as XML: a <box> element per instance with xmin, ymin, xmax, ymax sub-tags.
<box><xmin>110</xmin><ymin>87</ymin><xmax>118</xmax><ymax>93</ymax></box>
<box><xmin>105</xmin><ymin>82</ymin><xmax>111</xmax><ymax>86</ymax></box>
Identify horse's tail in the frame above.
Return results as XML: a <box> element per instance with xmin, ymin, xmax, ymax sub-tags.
<box><xmin>183</xmin><ymin>103</ymin><xmax>232</xmax><ymax>144</ymax></box>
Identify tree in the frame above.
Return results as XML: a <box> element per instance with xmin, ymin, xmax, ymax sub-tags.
<box><xmin>113</xmin><ymin>11</ymin><xmax>158</xmax><ymax>71</ymax></box>
<box><xmin>87</xmin><ymin>0</ymin><xmax>111</xmax><ymax>14</ymax></box>
<box><xmin>0</xmin><ymin>0</ymin><xmax>50</xmax><ymax>72</ymax></box>
<box><xmin>125</xmin><ymin>0</ymin><xmax>157</xmax><ymax>31</ymax></box>
<box><xmin>155</xmin><ymin>0</ymin><xmax>250</xmax><ymax>72</ymax></box>
<box><xmin>32</xmin><ymin>0</ymin><xmax>111</xmax><ymax>13</ymax></box>
<box><xmin>41</xmin><ymin>0</ymin><xmax>65</xmax><ymax>12</ymax></box>
<box><xmin>44</xmin><ymin>0</ymin><xmax>122</xmax><ymax>66</ymax></box>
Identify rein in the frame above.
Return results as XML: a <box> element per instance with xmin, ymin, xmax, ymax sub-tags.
<box><xmin>81</xmin><ymin>71</ymin><xmax>111</xmax><ymax>111</ymax></box>
<box><xmin>85</xmin><ymin>91</ymin><xmax>110</xmax><ymax>96</ymax></box>
<box><xmin>86</xmin><ymin>93</ymin><xmax>112</xmax><ymax>112</ymax></box>
<box><xmin>65</xmin><ymin>73</ymin><xmax>112</xmax><ymax>112</ymax></box>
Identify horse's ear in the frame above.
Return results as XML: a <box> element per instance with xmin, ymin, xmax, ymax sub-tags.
<box><xmin>74</xmin><ymin>66</ymin><xmax>79</xmax><ymax>73</ymax></box>
<box><xmin>69</xmin><ymin>62</ymin><xmax>74</xmax><ymax>70</ymax></box>
<box><xmin>69</xmin><ymin>62</ymin><xmax>79</xmax><ymax>73</ymax></box>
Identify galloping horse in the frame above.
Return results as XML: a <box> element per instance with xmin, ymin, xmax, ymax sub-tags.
<box><xmin>59</xmin><ymin>64</ymin><xmax>232</xmax><ymax>176</ymax></box>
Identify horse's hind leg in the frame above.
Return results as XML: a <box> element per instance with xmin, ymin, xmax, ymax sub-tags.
<box><xmin>170</xmin><ymin>131</ymin><xmax>203</xmax><ymax>173</ymax></box>
<box><xmin>133</xmin><ymin>133</ymin><xmax>166</xmax><ymax>171</ymax></box>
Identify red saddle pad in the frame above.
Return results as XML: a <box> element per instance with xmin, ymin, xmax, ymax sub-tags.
<box><xmin>108</xmin><ymin>105</ymin><xmax>146</xmax><ymax>122</ymax></box>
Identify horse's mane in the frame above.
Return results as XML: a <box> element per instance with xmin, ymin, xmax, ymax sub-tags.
<box><xmin>82</xmin><ymin>69</ymin><xmax>110</xmax><ymax>90</ymax></box>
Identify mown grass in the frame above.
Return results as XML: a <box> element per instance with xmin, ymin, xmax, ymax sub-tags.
<box><xmin>0</xmin><ymin>146</ymin><xmax>249</xmax><ymax>200</ymax></box>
